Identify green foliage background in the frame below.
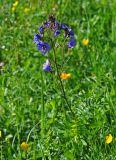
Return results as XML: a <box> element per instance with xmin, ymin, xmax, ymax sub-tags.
<box><xmin>0</xmin><ymin>0</ymin><xmax>116</xmax><ymax>159</ymax></box>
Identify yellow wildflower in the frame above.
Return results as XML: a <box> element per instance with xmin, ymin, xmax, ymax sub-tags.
<box><xmin>0</xmin><ymin>131</ymin><xmax>1</xmax><ymax>138</ymax></box>
<box><xmin>82</xmin><ymin>38</ymin><xmax>89</xmax><ymax>46</ymax></box>
<box><xmin>60</xmin><ymin>73</ymin><xmax>71</xmax><ymax>80</ymax></box>
<box><xmin>24</xmin><ymin>8</ymin><xmax>30</xmax><ymax>13</ymax></box>
<box><xmin>11</xmin><ymin>6</ymin><xmax>16</xmax><ymax>12</ymax></box>
<box><xmin>13</xmin><ymin>1</ymin><xmax>19</xmax><ymax>7</ymax></box>
<box><xmin>105</xmin><ymin>134</ymin><xmax>113</xmax><ymax>144</ymax></box>
<box><xmin>20</xmin><ymin>142</ymin><xmax>29</xmax><ymax>151</ymax></box>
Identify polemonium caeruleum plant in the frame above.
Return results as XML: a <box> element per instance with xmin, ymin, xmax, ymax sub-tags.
<box><xmin>34</xmin><ymin>15</ymin><xmax>76</xmax><ymax>116</ymax></box>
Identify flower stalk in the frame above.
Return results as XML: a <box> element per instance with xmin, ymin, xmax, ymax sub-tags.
<box><xmin>51</xmin><ymin>40</ymin><xmax>75</xmax><ymax>117</ymax></box>
<box><xmin>34</xmin><ymin>15</ymin><xmax>76</xmax><ymax>117</ymax></box>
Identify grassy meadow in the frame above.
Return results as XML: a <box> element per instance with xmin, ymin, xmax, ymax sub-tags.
<box><xmin>0</xmin><ymin>0</ymin><xmax>116</xmax><ymax>159</ymax></box>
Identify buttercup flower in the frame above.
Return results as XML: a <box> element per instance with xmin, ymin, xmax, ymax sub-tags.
<box><xmin>0</xmin><ymin>131</ymin><xmax>1</xmax><ymax>138</ymax></box>
<box><xmin>43</xmin><ymin>59</ymin><xmax>51</xmax><ymax>71</ymax></box>
<box><xmin>82</xmin><ymin>38</ymin><xmax>89</xmax><ymax>46</ymax></box>
<box><xmin>13</xmin><ymin>1</ymin><xmax>19</xmax><ymax>7</ymax></box>
<box><xmin>24</xmin><ymin>8</ymin><xmax>30</xmax><ymax>13</ymax></box>
<box><xmin>60</xmin><ymin>73</ymin><xmax>71</xmax><ymax>80</ymax></box>
<box><xmin>20</xmin><ymin>142</ymin><xmax>29</xmax><ymax>151</ymax></box>
<box><xmin>37</xmin><ymin>42</ymin><xmax>50</xmax><ymax>54</ymax></box>
<box><xmin>105</xmin><ymin>134</ymin><xmax>113</xmax><ymax>144</ymax></box>
<box><xmin>11</xmin><ymin>1</ymin><xmax>19</xmax><ymax>12</ymax></box>
<box><xmin>68</xmin><ymin>38</ymin><xmax>76</xmax><ymax>48</ymax></box>
<box><xmin>11</xmin><ymin>7</ymin><xmax>16</xmax><ymax>12</ymax></box>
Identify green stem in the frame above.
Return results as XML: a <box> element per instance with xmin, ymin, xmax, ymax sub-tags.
<box><xmin>26</xmin><ymin>122</ymin><xmax>40</xmax><ymax>143</ymax></box>
<box><xmin>40</xmin><ymin>71</ymin><xmax>45</xmax><ymax>159</ymax></box>
<box><xmin>0</xmin><ymin>141</ymin><xmax>2</xmax><ymax>160</ymax></box>
<box><xmin>51</xmin><ymin>40</ymin><xmax>75</xmax><ymax>117</ymax></box>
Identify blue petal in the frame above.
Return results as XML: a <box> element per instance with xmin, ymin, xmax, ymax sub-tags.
<box><xmin>61</xmin><ymin>23</ymin><xmax>68</xmax><ymax>29</ymax></box>
<box><xmin>38</xmin><ymin>26</ymin><xmax>44</xmax><ymax>34</ymax></box>
<box><xmin>37</xmin><ymin>42</ymin><xmax>50</xmax><ymax>54</ymax></box>
<box><xmin>68</xmin><ymin>29</ymin><xmax>74</xmax><ymax>36</ymax></box>
<box><xmin>43</xmin><ymin>59</ymin><xmax>51</xmax><ymax>71</ymax></box>
<box><xmin>68</xmin><ymin>38</ymin><xmax>76</xmax><ymax>48</ymax></box>
<box><xmin>34</xmin><ymin>34</ymin><xmax>41</xmax><ymax>43</ymax></box>
<box><xmin>54</xmin><ymin>30</ymin><xmax>60</xmax><ymax>36</ymax></box>
<box><xmin>44</xmin><ymin>21</ymin><xmax>51</xmax><ymax>28</ymax></box>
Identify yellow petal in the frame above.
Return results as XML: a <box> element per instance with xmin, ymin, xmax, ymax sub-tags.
<box><xmin>24</xmin><ymin>8</ymin><xmax>30</xmax><ymax>13</ymax></box>
<box><xmin>82</xmin><ymin>39</ymin><xmax>89</xmax><ymax>46</ymax></box>
<box><xmin>0</xmin><ymin>131</ymin><xmax>1</xmax><ymax>138</ymax></box>
<box><xmin>105</xmin><ymin>134</ymin><xmax>113</xmax><ymax>144</ymax></box>
<box><xmin>60</xmin><ymin>73</ymin><xmax>71</xmax><ymax>80</ymax></box>
<box><xmin>20</xmin><ymin>142</ymin><xmax>29</xmax><ymax>151</ymax></box>
<box><xmin>13</xmin><ymin>1</ymin><xmax>19</xmax><ymax>7</ymax></box>
<box><xmin>11</xmin><ymin>6</ymin><xmax>16</xmax><ymax>12</ymax></box>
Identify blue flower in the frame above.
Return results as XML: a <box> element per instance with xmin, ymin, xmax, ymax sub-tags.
<box><xmin>43</xmin><ymin>59</ymin><xmax>51</xmax><ymax>71</ymax></box>
<box><xmin>68</xmin><ymin>38</ymin><xmax>76</xmax><ymax>48</ymax></box>
<box><xmin>54</xmin><ymin>30</ymin><xmax>60</xmax><ymax>36</ymax></box>
<box><xmin>64</xmin><ymin>28</ymin><xmax>74</xmax><ymax>37</ymax></box>
<box><xmin>61</xmin><ymin>23</ymin><xmax>74</xmax><ymax>37</ymax></box>
<box><xmin>68</xmin><ymin>28</ymin><xmax>74</xmax><ymax>36</ymax></box>
<box><xmin>44</xmin><ymin>21</ymin><xmax>51</xmax><ymax>28</ymax></box>
<box><xmin>39</xmin><ymin>26</ymin><xmax>44</xmax><ymax>34</ymax></box>
<box><xmin>61</xmin><ymin>23</ymin><xmax>68</xmax><ymax>29</ymax></box>
<box><xmin>34</xmin><ymin>34</ymin><xmax>41</xmax><ymax>43</ymax></box>
<box><xmin>37</xmin><ymin>41</ymin><xmax>50</xmax><ymax>54</ymax></box>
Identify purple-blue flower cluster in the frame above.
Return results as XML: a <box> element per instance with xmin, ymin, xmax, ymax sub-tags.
<box><xmin>34</xmin><ymin>15</ymin><xmax>76</xmax><ymax>71</ymax></box>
